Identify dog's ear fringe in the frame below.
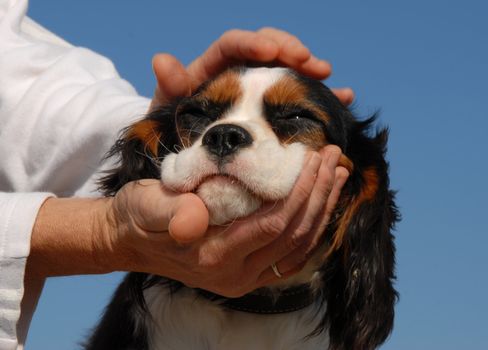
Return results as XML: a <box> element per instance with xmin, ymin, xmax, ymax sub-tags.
<box><xmin>312</xmin><ymin>116</ymin><xmax>399</xmax><ymax>350</ymax></box>
<box><xmin>97</xmin><ymin>128</ymin><xmax>162</xmax><ymax>196</ymax></box>
<box><xmin>97</xmin><ymin>105</ymin><xmax>183</xmax><ymax>196</ymax></box>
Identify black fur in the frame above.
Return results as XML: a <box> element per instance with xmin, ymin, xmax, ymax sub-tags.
<box><xmin>87</xmin><ymin>69</ymin><xmax>398</xmax><ymax>350</ymax></box>
<box><xmin>99</xmin><ymin>103</ymin><xmax>182</xmax><ymax>196</ymax></box>
<box><xmin>319</xmin><ymin>119</ymin><xmax>398</xmax><ymax>350</ymax></box>
<box><xmin>84</xmin><ymin>273</ymin><xmax>150</xmax><ymax>350</ymax></box>
<box><xmin>293</xmin><ymin>74</ymin><xmax>399</xmax><ymax>349</ymax></box>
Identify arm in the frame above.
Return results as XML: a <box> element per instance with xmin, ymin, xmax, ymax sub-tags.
<box><xmin>1</xmin><ymin>0</ymin><xmax>150</xmax><ymax>345</ymax></box>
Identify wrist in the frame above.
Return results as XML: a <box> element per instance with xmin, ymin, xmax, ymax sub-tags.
<box><xmin>94</xmin><ymin>194</ymin><xmax>145</xmax><ymax>274</ymax></box>
<box><xmin>91</xmin><ymin>196</ymin><xmax>120</xmax><ymax>274</ymax></box>
<box><xmin>28</xmin><ymin>197</ymin><xmax>117</xmax><ymax>278</ymax></box>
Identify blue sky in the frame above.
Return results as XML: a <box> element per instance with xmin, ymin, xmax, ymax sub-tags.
<box><xmin>26</xmin><ymin>0</ymin><xmax>488</xmax><ymax>349</ymax></box>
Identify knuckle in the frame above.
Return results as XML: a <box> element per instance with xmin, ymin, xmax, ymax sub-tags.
<box><xmin>257</xmin><ymin>26</ymin><xmax>275</xmax><ymax>34</ymax></box>
<box><xmin>287</xmin><ymin>33</ymin><xmax>300</xmax><ymax>45</ymax></box>
<box><xmin>257</xmin><ymin>215</ymin><xmax>287</xmax><ymax>241</ymax></box>
<box><xmin>286</xmin><ymin>233</ymin><xmax>305</xmax><ymax>251</ymax></box>
<box><xmin>222</xmin><ymin>29</ymin><xmax>243</xmax><ymax>40</ymax></box>
<box><xmin>286</xmin><ymin>239</ymin><xmax>318</xmax><ymax>270</ymax></box>
<box><xmin>295</xmin><ymin>224</ymin><xmax>314</xmax><ymax>240</ymax></box>
<box><xmin>198</xmin><ymin>250</ymin><xmax>225</xmax><ymax>271</ymax></box>
<box><xmin>324</xmin><ymin>182</ymin><xmax>334</xmax><ymax>197</ymax></box>
<box><xmin>286</xmin><ymin>228</ymin><xmax>310</xmax><ymax>250</ymax></box>
<box><xmin>295</xmin><ymin>247</ymin><xmax>313</xmax><ymax>265</ymax></box>
<box><xmin>318</xmin><ymin>168</ymin><xmax>334</xmax><ymax>195</ymax></box>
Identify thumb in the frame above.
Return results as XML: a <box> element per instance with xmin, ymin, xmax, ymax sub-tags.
<box><xmin>150</xmin><ymin>53</ymin><xmax>192</xmax><ymax>109</ymax></box>
<box><xmin>168</xmin><ymin>193</ymin><xmax>209</xmax><ymax>244</ymax></box>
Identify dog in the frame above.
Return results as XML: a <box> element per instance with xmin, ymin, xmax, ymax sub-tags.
<box><xmin>85</xmin><ymin>67</ymin><xmax>398</xmax><ymax>350</ymax></box>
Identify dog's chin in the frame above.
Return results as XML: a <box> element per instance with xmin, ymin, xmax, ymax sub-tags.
<box><xmin>196</xmin><ymin>175</ymin><xmax>262</xmax><ymax>225</ymax></box>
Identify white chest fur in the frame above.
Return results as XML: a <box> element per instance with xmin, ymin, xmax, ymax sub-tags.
<box><xmin>144</xmin><ymin>285</ymin><xmax>329</xmax><ymax>350</ymax></box>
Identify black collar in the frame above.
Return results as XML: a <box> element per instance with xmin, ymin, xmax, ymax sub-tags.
<box><xmin>198</xmin><ymin>284</ymin><xmax>316</xmax><ymax>314</ymax></box>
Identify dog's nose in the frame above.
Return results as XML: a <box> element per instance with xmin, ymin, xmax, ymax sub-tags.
<box><xmin>202</xmin><ymin>124</ymin><xmax>252</xmax><ymax>158</ymax></box>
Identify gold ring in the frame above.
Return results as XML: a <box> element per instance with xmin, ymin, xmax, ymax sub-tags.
<box><xmin>271</xmin><ymin>263</ymin><xmax>283</xmax><ymax>278</ymax></box>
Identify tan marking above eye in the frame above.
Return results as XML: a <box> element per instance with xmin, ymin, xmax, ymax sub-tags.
<box><xmin>127</xmin><ymin>119</ymin><xmax>160</xmax><ymax>156</ymax></box>
<box><xmin>264</xmin><ymin>75</ymin><xmax>309</xmax><ymax>105</ymax></box>
<box><xmin>199</xmin><ymin>70</ymin><xmax>243</xmax><ymax>105</ymax></box>
<box><xmin>263</xmin><ymin>75</ymin><xmax>330</xmax><ymax>123</ymax></box>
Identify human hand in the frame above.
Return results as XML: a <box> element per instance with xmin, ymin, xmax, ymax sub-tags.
<box><xmin>149</xmin><ymin>27</ymin><xmax>354</xmax><ymax>110</ymax></box>
<box><xmin>101</xmin><ymin>145</ymin><xmax>348</xmax><ymax>297</ymax></box>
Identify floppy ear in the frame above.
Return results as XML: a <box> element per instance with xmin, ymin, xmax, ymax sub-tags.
<box><xmin>99</xmin><ymin>106</ymin><xmax>179</xmax><ymax>196</ymax></box>
<box><xmin>320</xmin><ymin>118</ymin><xmax>399</xmax><ymax>350</ymax></box>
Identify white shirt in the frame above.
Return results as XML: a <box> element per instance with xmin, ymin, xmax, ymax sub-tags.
<box><xmin>0</xmin><ymin>0</ymin><xmax>150</xmax><ymax>348</ymax></box>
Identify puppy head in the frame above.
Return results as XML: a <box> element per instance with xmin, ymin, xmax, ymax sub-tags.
<box><xmin>100</xmin><ymin>67</ymin><xmax>398</xmax><ymax>350</ymax></box>
<box><xmin>160</xmin><ymin>68</ymin><xmax>325</xmax><ymax>224</ymax></box>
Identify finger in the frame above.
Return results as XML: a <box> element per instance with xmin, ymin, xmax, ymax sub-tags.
<box><xmin>246</xmin><ymin>146</ymin><xmax>340</xmax><ymax>274</ymax></box>
<box><xmin>293</xmin><ymin>55</ymin><xmax>332</xmax><ymax>80</ymax></box>
<box><xmin>128</xmin><ymin>180</ymin><xmax>209</xmax><ymax>243</ymax></box>
<box><xmin>314</xmin><ymin>164</ymin><xmax>349</xmax><ymax>239</ymax></box>
<box><xmin>219</xmin><ymin>29</ymin><xmax>280</xmax><ymax>62</ymax></box>
<box><xmin>218</xmin><ymin>151</ymin><xmax>323</xmax><ymax>254</ymax></box>
<box><xmin>256</xmin><ymin>164</ymin><xmax>349</xmax><ymax>286</ymax></box>
<box><xmin>258</xmin><ymin>27</ymin><xmax>311</xmax><ymax>64</ymax></box>
<box><xmin>186</xmin><ymin>29</ymin><xmax>280</xmax><ymax>90</ymax></box>
<box><xmin>258</xmin><ymin>27</ymin><xmax>331</xmax><ymax>79</ymax></box>
<box><xmin>168</xmin><ymin>193</ymin><xmax>209</xmax><ymax>244</ymax></box>
<box><xmin>151</xmin><ymin>53</ymin><xmax>192</xmax><ymax>109</ymax></box>
<box><xmin>256</xmin><ymin>248</ymin><xmax>308</xmax><ymax>286</ymax></box>
<box><xmin>296</xmin><ymin>148</ymin><xmax>348</xmax><ymax>245</ymax></box>
<box><xmin>331</xmin><ymin>87</ymin><xmax>355</xmax><ymax>106</ymax></box>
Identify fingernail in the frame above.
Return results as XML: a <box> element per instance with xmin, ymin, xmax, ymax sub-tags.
<box><xmin>334</xmin><ymin>167</ymin><xmax>350</xmax><ymax>191</ymax></box>
<box><xmin>317</xmin><ymin>59</ymin><xmax>332</xmax><ymax>75</ymax></box>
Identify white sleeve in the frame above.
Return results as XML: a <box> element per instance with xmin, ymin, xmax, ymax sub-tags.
<box><xmin>0</xmin><ymin>192</ymin><xmax>51</xmax><ymax>350</ymax></box>
<box><xmin>0</xmin><ymin>0</ymin><xmax>151</xmax><ymax>347</ymax></box>
<box><xmin>0</xmin><ymin>0</ymin><xmax>151</xmax><ymax>196</ymax></box>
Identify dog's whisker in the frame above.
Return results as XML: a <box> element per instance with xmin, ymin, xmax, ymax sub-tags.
<box><xmin>144</xmin><ymin>136</ymin><xmax>163</xmax><ymax>165</ymax></box>
<box><xmin>174</xmin><ymin>115</ymin><xmax>190</xmax><ymax>151</ymax></box>
<box><xmin>150</xmin><ymin>127</ymin><xmax>173</xmax><ymax>155</ymax></box>
<box><xmin>211</xmin><ymin>220</ymin><xmax>236</xmax><ymax>233</ymax></box>
<box><xmin>256</xmin><ymin>199</ymin><xmax>281</xmax><ymax>217</ymax></box>
<box><xmin>135</xmin><ymin>149</ymin><xmax>160</xmax><ymax>168</ymax></box>
<box><xmin>284</xmin><ymin>130</ymin><xmax>300</xmax><ymax>145</ymax></box>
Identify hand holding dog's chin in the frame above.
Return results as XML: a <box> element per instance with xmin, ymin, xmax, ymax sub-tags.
<box><xmin>150</xmin><ymin>27</ymin><xmax>355</xmax><ymax>109</ymax></box>
<box><xmin>113</xmin><ymin>149</ymin><xmax>347</xmax><ymax>298</ymax></box>
<box><xmin>27</xmin><ymin>181</ymin><xmax>210</xmax><ymax>281</ymax></box>
<box><xmin>27</xmin><ymin>148</ymin><xmax>345</xmax><ymax>299</ymax></box>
